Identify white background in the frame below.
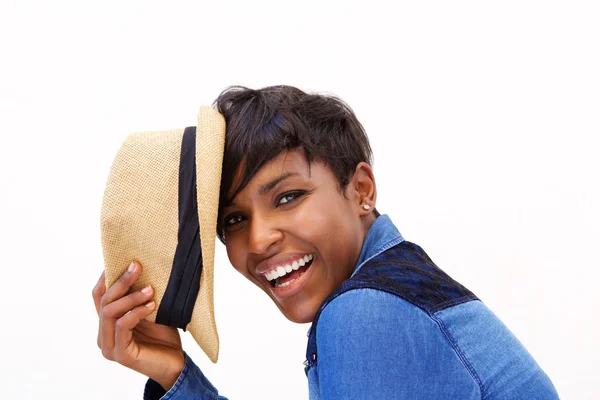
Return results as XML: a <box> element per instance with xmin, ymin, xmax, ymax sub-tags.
<box><xmin>0</xmin><ymin>1</ymin><xmax>598</xmax><ymax>399</ymax></box>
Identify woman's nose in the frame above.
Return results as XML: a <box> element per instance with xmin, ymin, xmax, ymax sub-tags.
<box><xmin>248</xmin><ymin>215</ymin><xmax>283</xmax><ymax>255</ymax></box>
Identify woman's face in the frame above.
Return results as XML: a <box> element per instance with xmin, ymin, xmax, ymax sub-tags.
<box><xmin>221</xmin><ymin>148</ymin><xmax>375</xmax><ymax>323</ymax></box>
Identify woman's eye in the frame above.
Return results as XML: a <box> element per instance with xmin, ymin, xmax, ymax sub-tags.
<box><xmin>225</xmin><ymin>214</ymin><xmax>244</xmax><ymax>226</ymax></box>
<box><xmin>276</xmin><ymin>191</ymin><xmax>304</xmax><ymax>207</ymax></box>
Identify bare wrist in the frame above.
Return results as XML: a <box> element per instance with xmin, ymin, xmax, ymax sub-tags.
<box><xmin>154</xmin><ymin>352</ymin><xmax>185</xmax><ymax>391</ymax></box>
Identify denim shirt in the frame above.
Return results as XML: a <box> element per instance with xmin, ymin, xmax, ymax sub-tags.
<box><xmin>145</xmin><ymin>215</ymin><xmax>558</xmax><ymax>399</ymax></box>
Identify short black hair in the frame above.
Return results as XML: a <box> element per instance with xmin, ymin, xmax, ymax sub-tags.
<box><xmin>214</xmin><ymin>85</ymin><xmax>375</xmax><ymax>243</ymax></box>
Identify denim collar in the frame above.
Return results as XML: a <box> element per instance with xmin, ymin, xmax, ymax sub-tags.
<box><xmin>351</xmin><ymin>214</ymin><xmax>404</xmax><ymax>277</ymax></box>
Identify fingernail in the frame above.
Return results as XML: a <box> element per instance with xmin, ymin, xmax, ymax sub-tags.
<box><xmin>145</xmin><ymin>301</ymin><xmax>155</xmax><ymax>308</ymax></box>
<box><xmin>141</xmin><ymin>286</ymin><xmax>152</xmax><ymax>294</ymax></box>
<box><xmin>128</xmin><ymin>262</ymin><xmax>136</xmax><ymax>273</ymax></box>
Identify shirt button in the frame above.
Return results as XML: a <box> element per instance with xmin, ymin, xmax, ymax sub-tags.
<box><xmin>311</xmin><ymin>353</ymin><xmax>317</xmax><ymax>361</ymax></box>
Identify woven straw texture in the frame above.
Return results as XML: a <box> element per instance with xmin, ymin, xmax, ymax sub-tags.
<box><xmin>100</xmin><ymin>106</ymin><xmax>225</xmax><ymax>363</ymax></box>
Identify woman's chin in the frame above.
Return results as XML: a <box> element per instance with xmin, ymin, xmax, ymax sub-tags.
<box><xmin>276</xmin><ymin>298</ymin><xmax>320</xmax><ymax>324</ymax></box>
<box><xmin>283</xmin><ymin>309</ymin><xmax>316</xmax><ymax>324</ymax></box>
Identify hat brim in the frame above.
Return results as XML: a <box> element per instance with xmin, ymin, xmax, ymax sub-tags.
<box><xmin>100</xmin><ymin>106</ymin><xmax>224</xmax><ymax>363</ymax></box>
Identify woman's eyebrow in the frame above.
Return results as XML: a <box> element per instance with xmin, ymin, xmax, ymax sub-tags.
<box><xmin>224</xmin><ymin>172</ymin><xmax>302</xmax><ymax>209</ymax></box>
<box><xmin>259</xmin><ymin>172</ymin><xmax>301</xmax><ymax>196</ymax></box>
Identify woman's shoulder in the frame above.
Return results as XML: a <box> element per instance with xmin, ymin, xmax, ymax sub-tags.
<box><xmin>313</xmin><ymin>288</ymin><xmax>480</xmax><ymax>393</ymax></box>
<box><xmin>316</xmin><ymin>288</ymin><xmax>436</xmax><ymax>334</ymax></box>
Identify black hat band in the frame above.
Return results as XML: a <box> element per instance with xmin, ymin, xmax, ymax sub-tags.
<box><xmin>156</xmin><ymin>127</ymin><xmax>203</xmax><ymax>330</ymax></box>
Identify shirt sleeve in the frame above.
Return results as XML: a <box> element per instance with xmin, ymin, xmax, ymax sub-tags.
<box><xmin>315</xmin><ymin>288</ymin><xmax>480</xmax><ymax>400</ymax></box>
<box><xmin>144</xmin><ymin>352</ymin><xmax>228</xmax><ymax>400</ymax></box>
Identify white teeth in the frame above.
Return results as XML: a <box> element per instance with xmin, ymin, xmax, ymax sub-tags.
<box><xmin>264</xmin><ymin>254</ymin><xmax>314</xmax><ymax>281</ymax></box>
<box><xmin>276</xmin><ymin>278</ymin><xmax>295</xmax><ymax>288</ymax></box>
<box><xmin>275</xmin><ymin>272</ymin><xmax>307</xmax><ymax>288</ymax></box>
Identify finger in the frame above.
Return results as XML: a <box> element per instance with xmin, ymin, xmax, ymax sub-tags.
<box><xmin>94</xmin><ymin>271</ymin><xmax>106</xmax><ymax>349</ymax></box>
<box><xmin>100</xmin><ymin>261</ymin><xmax>142</xmax><ymax>357</ymax></box>
<box><xmin>102</xmin><ymin>286</ymin><xmax>154</xmax><ymax>322</ymax></box>
<box><xmin>100</xmin><ymin>261</ymin><xmax>141</xmax><ymax>308</ymax></box>
<box><xmin>113</xmin><ymin>301</ymin><xmax>156</xmax><ymax>364</ymax></box>
<box><xmin>92</xmin><ymin>271</ymin><xmax>106</xmax><ymax>316</ymax></box>
<box><xmin>100</xmin><ymin>283</ymin><xmax>148</xmax><ymax>358</ymax></box>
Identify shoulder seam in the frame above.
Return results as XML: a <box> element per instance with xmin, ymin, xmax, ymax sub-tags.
<box><xmin>430</xmin><ymin>308</ymin><xmax>484</xmax><ymax>399</ymax></box>
<box><xmin>316</xmin><ymin>288</ymin><xmax>434</xmax><ymax>331</ymax></box>
<box><xmin>322</xmin><ymin>285</ymin><xmax>432</xmax><ymax>317</ymax></box>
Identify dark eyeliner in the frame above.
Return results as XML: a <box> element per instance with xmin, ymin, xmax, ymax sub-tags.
<box><xmin>275</xmin><ymin>190</ymin><xmax>307</xmax><ymax>207</ymax></box>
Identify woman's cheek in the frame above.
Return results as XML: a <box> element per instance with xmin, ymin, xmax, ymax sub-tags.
<box><xmin>292</xmin><ymin>203</ymin><xmax>330</xmax><ymax>239</ymax></box>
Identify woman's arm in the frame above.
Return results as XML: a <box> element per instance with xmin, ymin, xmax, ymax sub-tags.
<box><xmin>315</xmin><ymin>288</ymin><xmax>558</xmax><ymax>399</ymax></box>
<box><xmin>315</xmin><ymin>289</ymin><xmax>479</xmax><ymax>399</ymax></box>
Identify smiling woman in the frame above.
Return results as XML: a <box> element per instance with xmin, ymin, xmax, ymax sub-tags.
<box><xmin>220</xmin><ymin>147</ymin><xmax>376</xmax><ymax>323</ymax></box>
<box><xmin>95</xmin><ymin>85</ymin><xmax>560</xmax><ymax>400</ymax></box>
<box><xmin>214</xmin><ymin>86</ymin><xmax>381</xmax><ymax>326</ymax></box>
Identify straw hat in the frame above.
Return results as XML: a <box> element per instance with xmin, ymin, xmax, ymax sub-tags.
<box><xmin>100</xmin><ymin>106</ymin><xmax>225</xmax><ymax>363</ymax></box>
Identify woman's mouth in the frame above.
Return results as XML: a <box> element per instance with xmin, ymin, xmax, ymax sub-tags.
<box><xmin>262</xmin><ymin>254</ymin><xmax>315</xmax><ymax>298</ymax></box>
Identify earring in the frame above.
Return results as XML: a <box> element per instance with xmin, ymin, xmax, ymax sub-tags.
<box><xmin>362</xmin><ymin>204</ymin><xmax>371</xmax><ymax>211</ymax></box>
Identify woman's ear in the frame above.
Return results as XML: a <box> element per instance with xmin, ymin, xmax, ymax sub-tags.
<box><xmin>349</xmin><ymin>162</ymin><xmax>377</xmax><ymax>215</ymax></box>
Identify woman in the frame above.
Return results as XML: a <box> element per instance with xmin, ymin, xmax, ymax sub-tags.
<box><xmin>93</xmin><ymin>86</ymin><xmax>558</xmax><ymax>399</ymax></box>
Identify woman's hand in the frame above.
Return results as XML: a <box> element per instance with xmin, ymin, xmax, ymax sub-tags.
<box><xmin>93</xmin><ymin>261</ymin><xmax>185</xmax><ymax>391</ymax></box>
